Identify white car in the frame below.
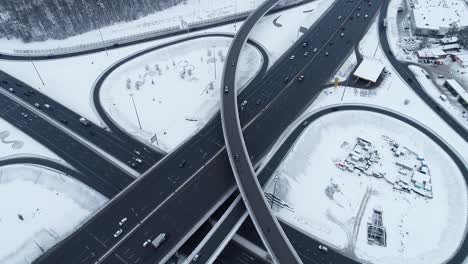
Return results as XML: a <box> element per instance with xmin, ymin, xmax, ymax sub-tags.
<box><xmin>34</xmin><ymin>103</ymin><xmax>40</xmax><ymax>108</ymax></box>
<box><xmin>313</xmin><ymin>48</ymin><xmax>318</xmax><ymax>53</ymax></box>
<box><xmin>318</xmin><ymin>245</ymin><xmax>328</xmax><ymax>252</ymax></box>
<box><xmin>113</xmin><ymin>229</ymin><xmax>123</xmax><ymax>238</ymax></box>
<box><xmin>290</xmin><ymin>55</ymin><xmax>295</xmax><ymax>60</ymax></box>
<box><xmin>241</xmin><ymin>100</ymin><xmax>248</xmax><ymax>107</ymax></box>
<box><xmin>143</xmin><ymin>239</ymin><xmax>152</xmax><ymax>247</ymax></box>
<box><xmin>119</xmin><ymin>217</ymin><xmax>127</xmax><ymax>226</ymax></box>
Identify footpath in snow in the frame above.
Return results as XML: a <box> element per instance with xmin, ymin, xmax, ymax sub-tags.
<box><xmin>266</xmin><ymin>110</ymin><xmax>467</xmax><ymax>264</ymax></box>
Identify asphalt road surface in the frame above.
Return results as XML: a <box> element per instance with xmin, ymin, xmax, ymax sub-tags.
<box><xmin>0</xmin><ymin>92</ymin><xmax>132</xmax><ymax>197</ymax></box>
<box><xmin>221</xmin><ymin>0</ymin><xmax>303</xmax><ymax>262</ymax></box>
<box><xmin>34</xmin><ymin>0</ymin><xmax>381</xmax><ymax>263</ymax></box>
<box><xmin>0</xmin><ymin>71</ymin><xmax>162</xmax><ymax>173</ymax></box>
<box><xmin>379</xmin><ymin>2</ymin><xmax>467</xmax><ymax>142</ymax></box>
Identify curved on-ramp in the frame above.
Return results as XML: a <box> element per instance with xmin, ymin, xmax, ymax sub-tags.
<box><xmin>220</xmin><ymin>0</ymin><xmax>303</xmax><ymax>263</ymax></box>
<box><xmin>91</xmin><ymin>33</ymin><xmax>268</xmax><ymax>160</ymax></box>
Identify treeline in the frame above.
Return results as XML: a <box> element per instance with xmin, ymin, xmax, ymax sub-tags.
<box><xmin>0</xmin><ymin>0</ymin><xmax>186</xmax><ymax>42</ymax></box>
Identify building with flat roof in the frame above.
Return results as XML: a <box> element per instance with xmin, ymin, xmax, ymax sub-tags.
<box><xmin>417</xmin><ymin>48</ymin><xmax>447</xmax><ymax>59</ymax></box>
<box><xmin>412</xmin><ymin>0</ymin><xmax>468</xmax><ymax>36</ymax></box>
<box><xmin>353</xmin><ymin>57</ymin><xmax>385</xmax><ymax>83</ymax></box>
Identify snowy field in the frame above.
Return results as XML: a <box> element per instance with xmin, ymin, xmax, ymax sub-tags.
<box><xmin>0</xmin><ymin>164</ymin><xmax>107</xmax><ymax>263</ymax></box>
<box><xmin>311</xmin><ymin>16</ymin><xmax>468</xmax><ymax>159</ymax></box>
<box><xmin>0</xmin><ymin>0</ymin><xmax>262</xmax><ymax>53</ymax></box>
<box><xmin>266</xmin><ymin>110</ymin><xmax>467</xmax><ymax>264</ymax></box>
<box><xmin>0</xmin><ymin>117</ymin><xmax>62</xmax><ymax>162</ymax></box>
<box><xmin>0</xmin><ymin>0</ymin><xmax>334</xmax><ymax>136</ymax></box>
<box><xmin>100</xmin><ymin>37</ymin><xmax>262</xmax><ymax>151</ymax></box>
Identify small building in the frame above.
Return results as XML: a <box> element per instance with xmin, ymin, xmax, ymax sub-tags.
<box><xmin>441</xmin><ymin>43</ymin><xmax>461</xmax><ymax>52</ymax></box>
<box><xmin>417</xmin><ymin>48</ymin><xmax>447</xmax><ymax>59</ymax></box>
<box><xmin>353</xmin><ymin>57</ymin><xmax>385</xmax><ymax>83</ymax></box>
<box><xmin>445</xmin><ymin>79</ymin><xmax>468</xmax><ymax>109</ymax></box>
<box><xmin>367</xmin><ymin>208</ymin><xmax>387</xmax><ymax>247</ymax></box>
<box><xmin>440</xmin><ymin>36</ymin><xmax>459</xmax><ymax>44</ymax></box>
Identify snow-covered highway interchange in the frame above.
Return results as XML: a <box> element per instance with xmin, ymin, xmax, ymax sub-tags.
<box><xmin>0</xmin><ymin>0</ymin><xmax>466</xmax><ymax>263</ymax></box>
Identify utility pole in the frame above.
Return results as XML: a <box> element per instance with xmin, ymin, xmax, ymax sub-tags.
<box><xmin>234</xmin><ymin>0</ymin><xmax>238</xmax><ymax>32</ymax></box>
<box><xmin>271</xmin><ymin>175</ymin><xmax>279</xmax><ymax>209</ymax></box>
<box><xmin>130</xmin><ymin>94</ymin><xmax>142</xmax><ymax>130</ymax></box>
<box><xmin>31</xmin><ymin>61</ymin><xmax>45</xmax><ymax>86</ymax></box>
<box><xmin>212</xmin><ymin>45</ymin><xmax>217</xmax><ymax>80</ymax></box>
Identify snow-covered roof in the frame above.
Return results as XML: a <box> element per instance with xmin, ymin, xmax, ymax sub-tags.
<box><xmin>353</xmin><ymin>57</ymin><xmax>385</xmax><ymax>83</ymax></box>
<box><xmin>441</xmin><ymin>44</ymin><xmax>460</xmax><ymax>50</ymax></box>
<box><xmin>412</xmin><ymin>0</ymin><xmax>468</xmax><ymax>32</ymax></box>
<box><xmin>446</xmin><ymin>79</ymin><xmax>468</xmax><ymax>102</ymax></box>
<box><xmin>440</xmin><ymin>36</ymin><xmax>459</xmax><ymax>44</ymax></box>
<box><xmin>413</xmin><ymin>170</ymin><xmax>430</xmax><ymax>183</ymax></box>
<box><xmin>417</xmin><ymin>48</ymin><xmax>446</xmax><ymax>58</ymax></box>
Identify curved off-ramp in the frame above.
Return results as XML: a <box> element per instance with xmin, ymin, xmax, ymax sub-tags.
<box><xmin>92</xmin><ymin>32</ymin><xmax>269</xmax><ymax>162</ymax></box>
<box><xmin>221</xmin><ymin>0</ymin><xmax>303</xmax><ymax>263</ymax></box>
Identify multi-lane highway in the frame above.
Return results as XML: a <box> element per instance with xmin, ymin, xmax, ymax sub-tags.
<box><xmin>220</xmin><ymin>0</ymin><xmax>303</xmax><ymax>262</ymax></box>
<box><xmin>0</xmin><ymin>91</ymin><xmax>132</xmax><ymax>197</ymax></box>
<box><xmin>0</xmin><ymin>71</ymin><xmax>163</xmax><ymax>173</ymax></box>
<box><xmin>34</xmin><ymin>0</ymin><xmax>382</xmax><ymax>263</ymax></box>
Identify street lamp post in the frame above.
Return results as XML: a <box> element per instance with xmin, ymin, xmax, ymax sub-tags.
<box><xmin>271</xmin><ymin>175</ymin><xmax>279</xmax><ymax>209</ymax></box>
<box><xmin>212</xmin><ymin>45</ymin><xmax>217</xmax><ymax>80</ymax></box>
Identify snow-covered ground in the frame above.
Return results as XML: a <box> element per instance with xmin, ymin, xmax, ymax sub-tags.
<box><xmin>409</xmin><ymin>65</ymin><xmax>468</xmax><ymax>128</ymax></box>
<box><xmin>100</xmin><ymin>37</ymin><xmax>262</xmax><ymax>151</ymax></box>
<box><xmin>0</xmin><ymin>117</ymin><xmax>62</xmax><ymax>162</ymax></box>
<box><xmin>265</xmin><ymin>110</ymin><xmax>467</xmax><ymax>264</ymax></box>
<box><xmin>250</xmin><ymin>0</ymin><xmax>335</xmax><ymax>66</ymax></box>
<box><xmin>258</xmin><ymin>11</ymin><xmax>468</xmax><ymax>264</ymax></box>
<box><xmin>0</xmin><ymin>164</ymin><xmax>107</xmax><ymax>263</ymax></box>
<box><xmin>312</xmin><ymin>14</ymin><xmax>468</xmax><ymax>159</ymax></box>
<box><xmin>0</xmin><ymin>0</ymin><xmax>262</xmax><ymax>53</ymax></box>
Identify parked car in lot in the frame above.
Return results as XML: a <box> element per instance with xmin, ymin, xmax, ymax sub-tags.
<box><xmin>34</xmin><ymin>103</ymin><xmax>40</xmax><ymax>108</ymax></box>
<box><xmin>21</xmin><ymin>112</ymin><xmax>28</xmax><ymax>118</ymax></box>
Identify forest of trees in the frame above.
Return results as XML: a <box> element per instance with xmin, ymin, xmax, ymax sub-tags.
<box><xmin>0</xmin><ymin>0</ymin><xmax>186</xmax><ymax>42</ymax></box>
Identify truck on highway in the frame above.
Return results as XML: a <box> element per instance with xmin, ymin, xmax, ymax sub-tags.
<box><xmin>383</xmin><ymin>18</ymin><xmax>388</xmax><ymax>28</ymax></box>
<box><xmin>151</xmin><ymin>233</ymin><xmax>166</xmax><ymax>248</ymax></box>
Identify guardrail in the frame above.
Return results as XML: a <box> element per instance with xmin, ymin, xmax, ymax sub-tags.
<box><xmin>10</xmin><ymin>10</ymin><xmax>251</xmax><ymax>57</ymax></box>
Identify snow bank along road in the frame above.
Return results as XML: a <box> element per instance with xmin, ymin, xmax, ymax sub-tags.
<box><xmin>196</xmin><ymin>103</ymin><xmax>468</xmax><ymax>264</ymax></box>
<box><xmin>220</xmin><ymin>0</ymin><xmax>381</xmax><ymax>264</ymax></box>
<box><xmin>379</xmin><ymin>1</ymin><xmax>467</xmax><ymax>142</ymax></box>
<box><xmin>221</xmin><ymin>0</ymin><xmax>303</xmax><ymax>263</ymax></box>
<box><xmin>0</xmin><ymin>91</ymin><xmax>132</xmax><ymax>198</ymax></box>
<box><xmin>34</xmin><ymin>0</ymin><xmax>382</xmax><ymax>263</ymax></box>
<box><xmin>0</xmin><ymin>71</ymin><xmax>163</xmax><ymax>174</ymax></box>
<box><xmin>92</xmin><ymin>32</ymin><xmax>266</xmax><ymax>162</ymax></box>
<box><xmin>0</xmin><ymin>0</ymin><xmax>316</xmax><ymax>60</ymax></box>
<box><xmin>0</xmin><ymin>156</ymin><xmax>85</xmax><ymax>184</ymax></box>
